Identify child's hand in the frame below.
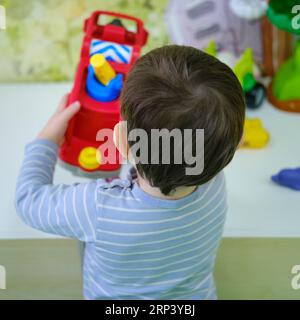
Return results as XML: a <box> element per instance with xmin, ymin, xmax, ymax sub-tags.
<box><xmin>37</xmin><ymin>94</ymin><xmax>81</xmax><ymax>146</ymax></box>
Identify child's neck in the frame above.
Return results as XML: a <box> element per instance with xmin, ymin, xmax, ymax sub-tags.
<box><xmin>137</xmin><ymin>174</ymin><xmax>196</xmax><ymax>200</ymax></box>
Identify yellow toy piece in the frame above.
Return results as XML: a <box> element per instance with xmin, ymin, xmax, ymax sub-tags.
<box><xmin>243</xmin><ymin>118</ymin><xmax>269</xmax><ymax>149</ymax></box>
<box><xmin>90</xmin><ymin>54</ymin><xmax>116</xmax><ymax>86</ymax></box>
<box><xmin>78</xmin><ymin>147</ymin><xmax>102</xmax><ymax>170</ymax></box>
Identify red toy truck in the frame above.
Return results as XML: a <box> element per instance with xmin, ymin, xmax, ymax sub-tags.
<box><xmin>59</xmin><ymin>11</ymin><xmax>148</xmax><ymax>174</ymax></box>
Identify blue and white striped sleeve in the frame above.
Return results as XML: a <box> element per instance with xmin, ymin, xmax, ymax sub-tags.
<box><xmin>15</xmin><ymin>139</ymin><xmax>98</xmax><ymax>242</ymax></box>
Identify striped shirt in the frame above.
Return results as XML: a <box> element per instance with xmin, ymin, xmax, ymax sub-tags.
<box><xmin>15</xmin><ymin>139</ymin><xmax>227</xmax><ymax>300</ymax></box>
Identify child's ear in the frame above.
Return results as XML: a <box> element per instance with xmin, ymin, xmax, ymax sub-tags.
<box><xmin>237</xmin><ymin>131</ymin><xmax>245</xmax><ymax>149</ymax></box>
<box><xmin>113</xmin><ymin>121</ymin><xmax>129</xmax><ymax>159</ymax></box>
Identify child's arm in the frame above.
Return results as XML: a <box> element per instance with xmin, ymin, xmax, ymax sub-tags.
<box><xmin>14</xmin><ymin>96</ymin><xmax>98</xmax><ymax>242</ymax></box>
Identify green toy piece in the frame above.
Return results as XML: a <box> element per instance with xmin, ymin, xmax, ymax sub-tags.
<box><xmin>204</xmin><ymin>41</ymin><xmax>256</xmax><ymax>92</ymax></box>
<box><xmin>204</xmin><ymin>42</ymin><xmax>265</xmax><ymax>109</ymax></box>
<box><xmin>204</xmin><ymin>40</ymin><xmax>217</xmax><ymax>57</ymax></box>
<box><xmin>272</xmin><ymin>41</ymin><xmax>300</xmax><ymax>101</ymax></box>
<box><xmin>233</xmin><ymin>48</ymin><xmax>256</xmax><ymax>92</ymax></box>
<box><xmin>267</xmin><ymin>0</ymin><xmax>300</xmax><ymax>106</ymax></box>
<box><xmin>267</xmin><ymin>0</ymin><xmax>300</xmax><ymax>35</ymax></box>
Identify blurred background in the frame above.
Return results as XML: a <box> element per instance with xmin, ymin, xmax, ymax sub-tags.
<box><xmin>0</xmin><ymin>0</ymin><xmax>300</xmax><ymax>299</ymax></box>
<box><xmin>0</xmin><ymin>0</ymin><xmax>265</xmax><ymax>82</ymax></box>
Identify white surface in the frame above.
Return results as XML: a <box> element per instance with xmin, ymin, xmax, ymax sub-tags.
<box><xmin>0</xmin><ymin>83</ymin><xmax>299</xmax><ymax>239</ymax></box>
<box><xmin>224</xmin><ymin>102</ymin><xmax>300</xmax><ymax>237</ymax></box>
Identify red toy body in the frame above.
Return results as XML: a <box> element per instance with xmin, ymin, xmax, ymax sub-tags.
<box><xmin>59</xmin><ymin>11</ymin><xmax>148</xmax><ymax>173</ymax></box>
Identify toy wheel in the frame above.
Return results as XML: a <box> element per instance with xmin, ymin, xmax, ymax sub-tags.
<box><xmin>245</xmin><ymin>82</ymin><xmax>266</xmax><ymax>109</ymax></box>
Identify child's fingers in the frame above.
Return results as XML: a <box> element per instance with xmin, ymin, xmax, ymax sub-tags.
<box><xmin>55</xmin><ymin>94</ymin><xmax>69</xmax><ymax>114</ymax></box>
<box><xmin>59</xmin><ymin>101</ymin><xmax>81</xmax><ymax>123</ymax></box>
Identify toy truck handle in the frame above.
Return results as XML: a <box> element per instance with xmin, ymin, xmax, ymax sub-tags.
<box><xmin>65</xmin><ymin>66</ymin><xmax>85</xmax><ymax>144</ymax></box>
<box><xmin>84</xmin><ymin>10</ymin><xmax>148</xmax><ymax>46</ymax></box>
<box><xmin>64</xmin><ymin>11</ymin><xmax>148</xmax><ymax>145</ymax></box>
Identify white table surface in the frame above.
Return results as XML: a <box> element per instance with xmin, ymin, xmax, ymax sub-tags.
<box><xmin>0</xmin><ymin>83</ymin><xmax>299</xmax><ymax>239</ymax></box>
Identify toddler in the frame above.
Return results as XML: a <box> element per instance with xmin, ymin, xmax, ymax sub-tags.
<box><xmin>15</xmin><ymin>45</ymin><xmax>245</xmax><ymax>300</ymax></box>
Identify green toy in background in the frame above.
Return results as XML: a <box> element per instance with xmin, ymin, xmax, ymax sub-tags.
<box><xmin>205</xmin><ymin>41</ymin><xmax>269</xmax><ymax>149</ymax></box>
<box><xmin>272</xmin><ymin>42</ymin><xmax>300</xmax><ymax>101</ymax></box>
<box><xmin>205</xmin><ymin>42</ymin><xmax>265</xmax><ymax>110</ymax></box>
<box><xmin>233</xmin><ymin>48</ymin><xmax>265</xmax><ymax>110</ymax></box>
<box><xmin>267</xmin><ymin>0</ymin><xmax>300</xmax><ymax>113</ymax></box>
<box><xmin>267</xmin><ymin>0</ymin><xmax>300</xmax><ymax>35</ymax></box>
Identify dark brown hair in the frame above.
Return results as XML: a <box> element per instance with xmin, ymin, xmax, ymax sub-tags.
<box><xmin>121</xmin><ymin>45</ymin><xmax>245</xmax><ymax>195</ymax></box>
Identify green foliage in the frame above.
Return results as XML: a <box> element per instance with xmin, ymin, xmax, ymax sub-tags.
<box><xmin>0</xmin><ymin>0</ymin><xmax>169</xmax><ymax>82</ymax></box>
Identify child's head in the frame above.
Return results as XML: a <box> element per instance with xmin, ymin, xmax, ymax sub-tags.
<box><xmin>118</xmin><ymin>45</ymin><xmax>245</xmax><ymax>195</ymax></box>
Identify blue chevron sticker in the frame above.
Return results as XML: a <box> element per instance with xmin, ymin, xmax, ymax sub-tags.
<box><xmin>90</xmin><ymin>40</ymin><xmax>133</xmax><ymax>64</ymax></box>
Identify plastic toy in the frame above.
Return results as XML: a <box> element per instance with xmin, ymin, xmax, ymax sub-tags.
<box><xmin>205</xmin><ymin>42</ymin><xmax>265</xmax><ymax>109</ymax></box>
<box><xmin>165</xmin><ymin>0</ymin><xmax>264</xmax><ymax>63</ymax></box>
<box><xmin>90</xmin><ymin>53</ymin><xmax>116</xmax><ymax>85</ymax></box>
<box><xmin>272</xmin><ymin>168</ymin><xmax>300</xmax><ymax>191</ymax></box>
<box><xmin>242</xmin><ymin>118</ymin><xmax>269</xmax><ymax>148</ymax></box>
<box><xmin>233</xmin><ymin>48</ymin><xmax>265</xmax><ymax>109</ymax></box>
<box><xmin>266</xmin><ymin>0</ymin><xmax>300</xmax><ymax>113</ymax></box>
<box><xmin>86</xmin><ymin>55</ymin><xmax>123</xmax><ymax>103</ymax></box>
<box><xmin>205</xmin><ymin>41</ymin><xmax>217</xmax><ymax>57</ymax></box>
<box><xmin>229</xmin><ymin>0</ymin><xmax>268</xmax><ymax>20</ymax></box>
<box><xmin>59</xmin><ymin>11</ymin><xmax>148</xmax><ymax>173</ymax></box>
<box><xmin>78</xmin><ymin>147</ymin><xmax>102</xmax><ymax>171</ymax></box>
